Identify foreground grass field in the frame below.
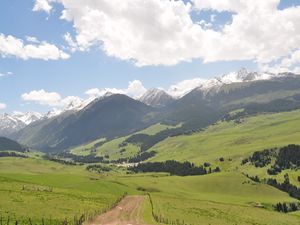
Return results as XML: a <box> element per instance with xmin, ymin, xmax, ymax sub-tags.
<box><xmin>0</xmin><ymin>158</ymin><xmax>131</xmax><ymax>224</ymax></box>
<box><xmin>118</xmin><ymin>172</ymin><xmax>300</xmax><ymax>225</ymax></box>
<box><xmin>0</xmin><ymin>157</ymin><xmax>300</xmax><ymax>225</ymax></box>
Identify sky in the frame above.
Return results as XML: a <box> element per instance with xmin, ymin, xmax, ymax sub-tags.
<box><xmin>1</xmin><ymin>0</ymin><xmax>300</xmax><ymax>113</ymax></box>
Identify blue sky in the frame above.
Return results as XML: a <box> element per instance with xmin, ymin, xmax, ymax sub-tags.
<box><xmin>0</xmin><ymin>0</ymin><xmax>300</xmax><ymax>113</ymax></box>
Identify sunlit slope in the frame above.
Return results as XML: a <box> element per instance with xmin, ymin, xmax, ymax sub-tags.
<box><xmin>71</xmin><ymin>123</ymin><xmax>179</xmax><ymax>159</ymax></box>
<box><xmin>150</xmin><ymin>110</ymin><xmax>300</xmax><ymax>164</ymax></box>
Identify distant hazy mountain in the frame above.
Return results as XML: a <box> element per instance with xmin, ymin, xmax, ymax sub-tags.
<box><xmin>13</xmin><ymin>111</ymin><xmax>43</xmax><ymax>125</ymax></box>
<box><xmin>14</xmin><ymin>94</ymin><xmax>155</xmax><ymax>151</ymax></box>
<box><xmin>160</xmin><ymin>72</ymin><xmax>300</xmax><ymax>129</ymax></box>
<box><xmin>139</xmin><ymin>88</ymin><xmax>174</xmax><ymax>107</ymax></box>
<box><xmin>0</xmin><ymin>112</ymin><xmax>42</xmax><ymax>137</ymax></box>
<box><xmin>9</xmin><ymin>70</ymin><xmax>300</xmax><ymax>152</ymax></box>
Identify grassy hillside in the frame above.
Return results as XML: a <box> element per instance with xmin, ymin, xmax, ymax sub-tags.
<box><xmin>2</xmin><ymin>110</ymin><xmax>300</xmax><ymax>224</ymax></box>
<box><xmin>119</xmin><ymin>172</ymin><xmax>300</xmax><ymax>225</ymax></box>
<box><xmin>70</xmin><ymin>123</ymin><xmax>179</xmax><ymax>159</ymax></box>
<box><xmin>150</xmin><ymin>110</ymin><xmax>300</xmax><ymax>166</ymax></box>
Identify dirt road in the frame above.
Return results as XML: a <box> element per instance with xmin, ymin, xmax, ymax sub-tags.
<box><xmin>88</xmin><ymin>195</ymin><xmax>151</xmax><ymax>225</ymax></box>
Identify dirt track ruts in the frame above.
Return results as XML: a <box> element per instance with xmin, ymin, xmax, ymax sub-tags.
<box><xmin>88</xmin><ymin>195</ymin><xmax>151</xmax><ymax>225</ymax></box>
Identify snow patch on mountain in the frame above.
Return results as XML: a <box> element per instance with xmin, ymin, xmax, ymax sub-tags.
<box><xmin>12</xmin><ymin>111</ymin><xmax>43</xmax><ymax>125</ymax></box>
<box><xmin>168</xmin><ymin>68</ymin><xmax>294</xmax><ymax>98</ymax></box>
<box><xmin>139</xmin><ymin>88</ymin><xmax>174</xmax><ymax>107</ymax></box>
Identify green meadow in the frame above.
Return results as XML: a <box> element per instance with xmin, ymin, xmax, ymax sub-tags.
<box><xmin>1</xmin><ymin>157</ymin><xmax>300</xmax><ymax>225</ymax></box>
<box><xmin>0</xmin><ymin>158</ymin><xmax>130</xmax><ymax>224</ymax></box>
<box><xmin>70</xmin><ymin>123</ymin><xmax>179</xmax><ymax>159</ymax></box>
<box><xmin>150</xmin><ymin>110</ymin><xmax>300</xmax><ymax>166</ymax></box>
<box><xmin>1</xmin><ymin>110</ymin><xmax>300</xmax><ymax>224</ymax></box>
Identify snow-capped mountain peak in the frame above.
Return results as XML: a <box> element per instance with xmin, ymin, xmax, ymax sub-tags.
<box><xmin>194</xmin><ymin>69</ymin><xmax>288</xmax><ymax>94</ymax></box>
<box><xmin>0</xmin><ymin>111</ymin><xmax>44</xmax><ymax>137</ymax></box>
<box><xmin>217</xmin><ymin>68</ymin><xmax>273</xmax><ymax>84</ymax></box>
<box><xmin>139</xmin><ymin>88</ymin><xmax>174</xmax><ymax>107</ymax></box>
<box><xmin>12</xmin><ymin>111</ymin><xmax>43</xmax><ymax>125</ymax></box>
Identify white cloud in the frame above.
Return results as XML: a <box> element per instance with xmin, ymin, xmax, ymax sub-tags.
<box><xmin>259</xmin><ymin>49</ymin><xmax>300</xmax><ymax>74</ymax></box>
<box><xmin>126</xmin><ymin>80</ymin><xmax>147</xmax><ymax>97</ymax></box>
<box><xmin>191</xmin><ymin>0</ymin><xmax>300</xmax><ymax>66</ymax></box>
<box><xmin>21</xmin><ymin>89</ymin><xmax>62</xmax><ymax>106</ymax></box>
<box><xmin>85</xmin><ymin>80</ymin><xmax>147</xmax><ymax>99</ymax></box>
<box><xmin>0</xmin><ymin>33</ymin><xmax>70</xmax><ymax>60</ymax></box>
<box><xmin>167</xmin><ymin>78</ymin><xmax>207</xmax><ymax>98</ymax></box>
<box><xmin>33</xmin><ymin>0</ymin><xmax>53</xmax><ymax>14</ymax></box>
<box><xmin>21</xmin><ymin>89</ymin><xmax>87</xmax><ymax>110</ymax></box>
<box><xmin>85</xmin><ymin>88</ymin><xmax>125</xmax><ymax>98</ymax></box>
<box><xmin>63</xmin><ymin>32</ymin><xmax>78</xmax><ymax>52</ymax></box>
<box><xmin>0</xmin><ymin>102</ymin><xmax>6</xmax><ymax>110</ymax></box>
<box><xmin>192</xmin><ymin>0</ymin><xmax>244</xmax><ymax>12</ymax></box>
<box><xmin>57</xmin><ymin>0</ymin><xmax>205</xmax><ymax>66</ymax></box>
<box><xmin>26</xmin><ymin>36</ymin><xmax>40</xmax><ymax>44</ymax></box>
<box><xmin>43</xmin><ymin>0</ymin><xmax>300</xmax><ymax>71</ymax></box>
<box><xmin>0</xmin><ymin>71</ymin><xmax>13</xmax><ymax>77</ymax></box>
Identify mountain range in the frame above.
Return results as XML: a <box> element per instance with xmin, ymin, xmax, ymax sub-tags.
<box><xmin>3</xmin><ymin>69</ymin><xmax>300</xmax><ymax>152</ymax></box>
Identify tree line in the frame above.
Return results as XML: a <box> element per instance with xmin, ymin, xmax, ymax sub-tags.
<box><xmin>129</xmin><ymin>160</ymin><xmax>220</xmax><ymax>176</ymax></box>
<box><xmin>241</xmin><ymin>144</ymin><xmax>300</xmax><ymax>175</ymax></box>
<box><xmin>44</xmin><ymin>152</ymin><xmax>106</xmax><ymax>164</ymax></box>
<box><xmin>86</xmin><ymin>164</ymin><xmax>112</xmax><ymax>173</ymax></box>
<box><xmin>274</xmin><ymin>202</ymin><xmax>300</xmax><ymax>213</ymax></box>
<box><xmin>0</xmin><ymin>151</ymin><xmax>28</xmax><ymax>158</ymax></box>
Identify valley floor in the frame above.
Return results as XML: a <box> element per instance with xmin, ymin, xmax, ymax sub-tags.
<box><xmin>0</xmin><ymin>157</ymin><xmax>300</xmax><ymax>225</ymax></box>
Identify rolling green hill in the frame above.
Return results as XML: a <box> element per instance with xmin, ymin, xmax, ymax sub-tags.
<box><xmin>0</xmin><ymin>137</ymin><xmax>26</xmax><ymax>152</ymax></box>
<box><xmin>70</xmin><ymin>123</ymin><xmax>179</xmax><ymax>160</ymax></box>
<box><xmin>149</xmin><ymin>110</ymin><xmax>300</xmax><ymax>166</ymax></box>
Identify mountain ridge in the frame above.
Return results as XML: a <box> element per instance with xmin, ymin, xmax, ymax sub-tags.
<box><xmin>4</xmin><ymin>69</ymin><xmax>300</xmax><ymax>151</ymax></box>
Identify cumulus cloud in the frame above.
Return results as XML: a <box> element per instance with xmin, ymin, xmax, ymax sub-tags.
<box><xmin>21</xmin><ymin>80</ymin><xmax>147</xmax><ymax>111</ymax></box>
<box><xmin>0</xmin><ymin>33</ymin><xmax>69</xmax><ymax>60</ymax></box>
<box><xmin>21</xmin><ymin>89</ymin><xmax>86</xmax><ymax>110</ymax></box>
<box><xmin>21</xmin><ymin>89</ymin><xmax>62</xmax><ymax>106</ymax></box>
<box><xmin>63</xmin><ymin>32</ymin><xmax>78</xmax><ymax>52</ymax></box>
<box><xmin>31</xmin><ymin>0</ymin><xmax>300</xmax><ymax>71</ymax></box>
<box><xmin>167</xmin><ymin>78</ymin><xmax>207</xmax><ymax>98</ymax></box>
<box><xmin>0</xmin><ymin>71</ymin><xmax>13</xmax><ymax>77</ymax></box>
<box><xmin>126</xmin><ymin>80</ymin><xmax>147</xmax><ymax>97</ymax></box>
<box><xmin>0</xmin><ymin>102</ymin><xmax>6</xmax><ymax>110</ymax></box>
<box><xmin>57</xmin><ymin>0</ymin><xmax>204</xmax><ymax>66</ymax></box>
<box><xmin>33</xmin><ymin>0</ymin><xmax>54</xmax><ymax>14</ymax></box>
<box><xmin>26</xmin><ymin>36</ymin><xmax>40</xmax><ymax>44</ymax></box>
<box><xmin>85</xmin><ymin>88</ymin><xmax>125</xmax><ymax>98</ymax></box>
<box><xmin>85</xmin><ymin>80</ymin><xmax>147</xmax><ymax>99</ymax></box>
